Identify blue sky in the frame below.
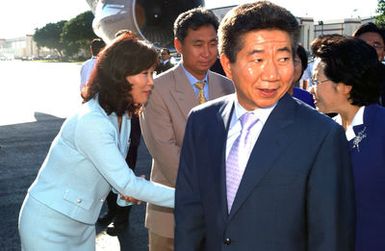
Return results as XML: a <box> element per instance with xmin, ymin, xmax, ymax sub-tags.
<box><xmin>0</xmin><ymin>0</ymin><xmax>378</xmax><ymax>39</ymax></box>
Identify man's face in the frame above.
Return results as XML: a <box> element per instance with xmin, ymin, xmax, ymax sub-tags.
<box><xmin>174</xmin><ymin>25</ymin><xmax>218</xmax><ymax>79</ymax></box>
<box><xmin>357</xmin><ymin>32</ymin><xmax>385</xmax><ymax>61</ymax></box>
<box><xmin>160</xmin><ymin>50</ymin><xmax>170</xmax><ymax>61</ymax></box>
<box><xmin>221</xmin><ymin>29</ymin><xmax>294</xmax><ymax>110</ymax></box>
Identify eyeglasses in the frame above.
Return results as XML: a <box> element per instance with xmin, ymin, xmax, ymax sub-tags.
<box><xmin>311</xmin><ymin>78</ymin><xmax>330</xmax><ymax>86</ymax></box>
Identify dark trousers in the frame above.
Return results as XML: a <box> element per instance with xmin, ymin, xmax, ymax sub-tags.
<box><xmin>104</xmin><ymin>115</ymin><xmax>141</xmax><ymax>225</ymax></box>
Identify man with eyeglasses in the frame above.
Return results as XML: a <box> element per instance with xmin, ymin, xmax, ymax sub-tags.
<box><xmin>353</xmin><ymin>22</ymin><xmax>385</xmax><ymax>106</ymax></box>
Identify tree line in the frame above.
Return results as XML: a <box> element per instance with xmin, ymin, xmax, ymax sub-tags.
<box><xmin>33</xmin><ymin>1</ymin><xmax>385</xmax><ymax>60</ymax></box>
<box><xmin>33</xmin><ymin>11</ymin><xmax>95</xmax><ymax>60</ymax></box>
<box><xmin>377</xmin><ymin>0</ymin><xmax>385</xmax><ymax>26</ymax></box>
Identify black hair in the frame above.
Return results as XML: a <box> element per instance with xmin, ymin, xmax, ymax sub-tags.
<box><xmin>296</xmin><ymin>44</ymin><xmax>308</xmax><ymax>80</ymax></box>
<box><xmin>90</xmin><ymin>38</ymin><xmax>106</xmax><ymax>56</ymax></box>
<box><xmin>218</xmin><ymin>1</ymin><xmax>299</xmax><ymax>63</ymax></box>
<box><xmin>83</xmin><ymin>32</ymin><xmax>158</xmax><ymax>116</ymax></box>
<box><xmin>353</xmin><ymin>22</ymin><xmax>385</xmax><ymax>43</ymax></box>
<box><xmin>160</xmin><ymin>48</ymin><xmax>171</xmax><ymax>55</ymax></box>
<box><xmin>173</xmin><ymin>7</ymin><xmax>219</xmax><ymax>43</ymax></box>
<box><xmin>312</xmin><ymin>34</ymin><xmax>384</xmax><ymax>106</ymax></box>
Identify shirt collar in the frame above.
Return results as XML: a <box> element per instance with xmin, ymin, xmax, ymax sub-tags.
<box><xmin>232</xmin><ymin>96</ymin><xmax>276</xmax><ymax>127</ymax></box>
<box><xmin>181</xmin><ymin>63</ymin><xmax>208</xmax><ymax>85</ymax></box>
<box><xmin>334</xmin><ymin>106</ymin><xmax>365</xmax><ymax>141</ymax></box>
<box><xmin>93</xmin><ymin>94</ymin><xmax>129</xmax><ymax>120</ymax></box>
<box><xmin>162</xmin><ymin>59</ymin><xmax>170</xmax><ymax>64</ymax></box>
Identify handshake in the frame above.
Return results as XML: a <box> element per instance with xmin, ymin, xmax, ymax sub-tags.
<box><xmin>119</xmin><ymin>194</ymin><xmax>142</xmax><ymax>205</ymax></box>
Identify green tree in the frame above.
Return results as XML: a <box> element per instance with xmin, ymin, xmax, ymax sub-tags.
<box><xmin>376</xmin><ymin>0</ymin><xmax>385</xmax><ymax>26</ymax></box>
<box><xmin>61</xmin><ymin>11</ymin><xmax>96</xmax><ymax>57</ymax></box>
<box><xmin>33</xmin><ymin>21</ymin><xmax>66</xmax><ymax>58</ymax></box>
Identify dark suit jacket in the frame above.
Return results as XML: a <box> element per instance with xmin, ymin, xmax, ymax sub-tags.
<box><xmin>175</xmin><ymin>93</ymin><xmax>355</xmax><ymax>251</ymax></box>
<box><xmin>155</xmin><ymin>60</ymin><xmax>174</xmax><ymax>74</ymax></box>
<box><xmin>293</xmin><ymin>87</ymin><xmax>315</xmax><ymax>108</ymax></box>
<box><xmin>350</xmin><ymin>104</ymin><xmax>385</xmax><ymax>251</ymax></box>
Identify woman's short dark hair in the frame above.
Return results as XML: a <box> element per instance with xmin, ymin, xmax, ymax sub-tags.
<box><xmin>312</xmin><ymin>34</ymin><xmax>384</xmax><ymax>106</ymax></box>
<box><xmin>173</xmin><ymin>7</ymin><xmax>219</xmax><ymax>43</ymax></box>
<box><xmin>219</xmin><ymin>1</ymin><xmax>299</xmax><ymax>63</ymax></box>
<box><xmin>83</xmin><ymin>31</ymin><xmax>158</xmax><ymax>116</ymax></box>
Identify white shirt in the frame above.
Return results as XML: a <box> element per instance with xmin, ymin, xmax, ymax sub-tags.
<box><xmin>226</xmin><ymin>98</ymin><xmax>276</xmax><ymax>173</ymax></box>
<box><xmin>334</xmin><ymin>106</ymin><xmax>365</xmax><ymax>141</ymax></box>
<box><xmin>161</xmin><ymin>59</ymin><xmax>170</xmax><ymax>65</ymax></box>
<box><xmin>80</xmin><ymin>56</ymin><xmax>97</xmax><ymax>91</ymax></box>
<box><xmin>181</xmin><ymin>63</ymin><xmax>209</xmax><ymax>99</ymax></box>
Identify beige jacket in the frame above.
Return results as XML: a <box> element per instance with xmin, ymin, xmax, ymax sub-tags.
<box><xmin>140</xmin><ymin>63</ymin><xmax>234</xmax><ymax>238</ymax></box>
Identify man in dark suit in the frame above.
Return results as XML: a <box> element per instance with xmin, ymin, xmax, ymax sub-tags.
<box><xmin>155</xmin><ymin>48</ymin><xmax>174</xmax><ymax>74</ymax></box>
<box><xmin>174</xmin><ymin>2</ymin><xmax>356</xmax><ymax>251</ymax></box>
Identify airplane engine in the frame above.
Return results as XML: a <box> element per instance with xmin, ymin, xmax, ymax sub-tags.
<box><xmin>87</xmin><ymin>0</ymin><xmax>204</xmax><ymax>47</ymax></box>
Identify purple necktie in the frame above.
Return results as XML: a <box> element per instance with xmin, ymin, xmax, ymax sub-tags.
<box><xmin>226</xmin><ymin>112</ymin><xmax>258</xmax><ymax>213</ymax></box>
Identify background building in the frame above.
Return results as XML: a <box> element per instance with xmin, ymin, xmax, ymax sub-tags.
<box><xmin>0</xmin><ymin>35</ymin><xmax>56</xmax><ymax>60</ymax></box>
<box><xmin>211</xmin><ymin>6</ymin><xmax>375</xmax><ymax>53</ymax></box>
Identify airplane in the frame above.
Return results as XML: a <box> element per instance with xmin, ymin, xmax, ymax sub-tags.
<box><xmin>86</xmin><ymin>0</ymin><xmax>205</xmax><ymax>48</ymax></box>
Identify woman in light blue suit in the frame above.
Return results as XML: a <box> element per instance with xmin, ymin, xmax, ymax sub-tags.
<box><xmin>311</xmin><ymin>34</ymin><xmax>385</xmax><ymax>251</ymax></box>
<box><xmin>18</xmin><ymin>32</ymin><xmax>174</xmax><ymax>250</ymax></box>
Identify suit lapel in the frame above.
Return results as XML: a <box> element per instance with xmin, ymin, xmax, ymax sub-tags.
<box><xmin>215</xmin><ymin>96</ymin><xmax>236</xmax><ymax>221</ymax></box>
<box><xmin>351</xmin><ymin>105</ymin><xmax>374</xmax><ymax>148</ymax></box>
<box><xmin>218</xmin><ymin>95</ymin><xmax>235</xmax><ymax>132</ymax></box>
<box><xmin>352</xmin><ymin>124</ymin><xmax>366</xmax><ymax>138</ymax></box>
<box><xmin>208</xmin><ymin>71</ymin><xmax>224</xmax><ymax>99</ymax></box>
<box><xmin>170</xmin><ymin>64</ymin><xmax>198</xmax><ymax>119</ymax></box>
<box><xmin>228</xmin><ymin>94</ymin><xmax>296</xmax><ymax>219</ymax></box>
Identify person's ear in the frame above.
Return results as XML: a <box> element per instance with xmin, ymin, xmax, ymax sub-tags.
<box><xmin>220</xmin><ymin>54</ymin><xmax>232</xmax><ymax>79</ymax></box>
<box><xmin>337</xmin><ymin>82</ymin><xmax>352</xmax><ymax>96</ymax></box>
<box><xmin>174</xmin><ymin>38</ymin><xmax>182</xmax><ymax>54</ymax></box>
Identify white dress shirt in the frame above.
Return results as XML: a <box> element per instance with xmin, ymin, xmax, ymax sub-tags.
<box><xmin>80</xmin><ymin>56</ymin><xmax>97</xmax><ymax>91</ymax></box>
<box><xmin>334</xmin><ymin>106</ymin><xmax>365</xmax><ymax>141</ymax></box>
<box><xmin>226</xmin><ymin>98</ymin><xmax>276</xmax><ymax>173</ymax></box>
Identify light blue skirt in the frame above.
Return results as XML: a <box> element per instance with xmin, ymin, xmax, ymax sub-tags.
<box><xmin>18</xmin><ymin>194</ymin><xmax>96</xmax><ymax>251</ymax></box>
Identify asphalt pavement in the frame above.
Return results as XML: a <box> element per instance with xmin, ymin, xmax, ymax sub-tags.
<box><xmin>0</xmin><ymin>112</ymin><xmax>151</xmax><ymax>251</ymax></box>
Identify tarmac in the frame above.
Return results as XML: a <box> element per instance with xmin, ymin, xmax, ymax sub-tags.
<box><xmin>0</xmin><ymin>113</ymin><xmax>151</xmax><ymax>251</ymax></box>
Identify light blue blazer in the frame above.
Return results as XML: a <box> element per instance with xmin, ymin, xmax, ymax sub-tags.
<box><xmin>27</xmin><ymin>98</ymin><xmax>174</xmax><ymax>224</ymax></box>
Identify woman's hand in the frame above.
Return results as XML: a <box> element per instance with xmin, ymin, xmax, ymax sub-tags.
<box><xmin>119</xmin><ymin>175</ymin><xmax>146</xmax><ymax>204</ymax></box>
<box><xmin>120</xmin><ymin>195</ymin><xmax>142</xmax><ymax>205</ymax></box>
